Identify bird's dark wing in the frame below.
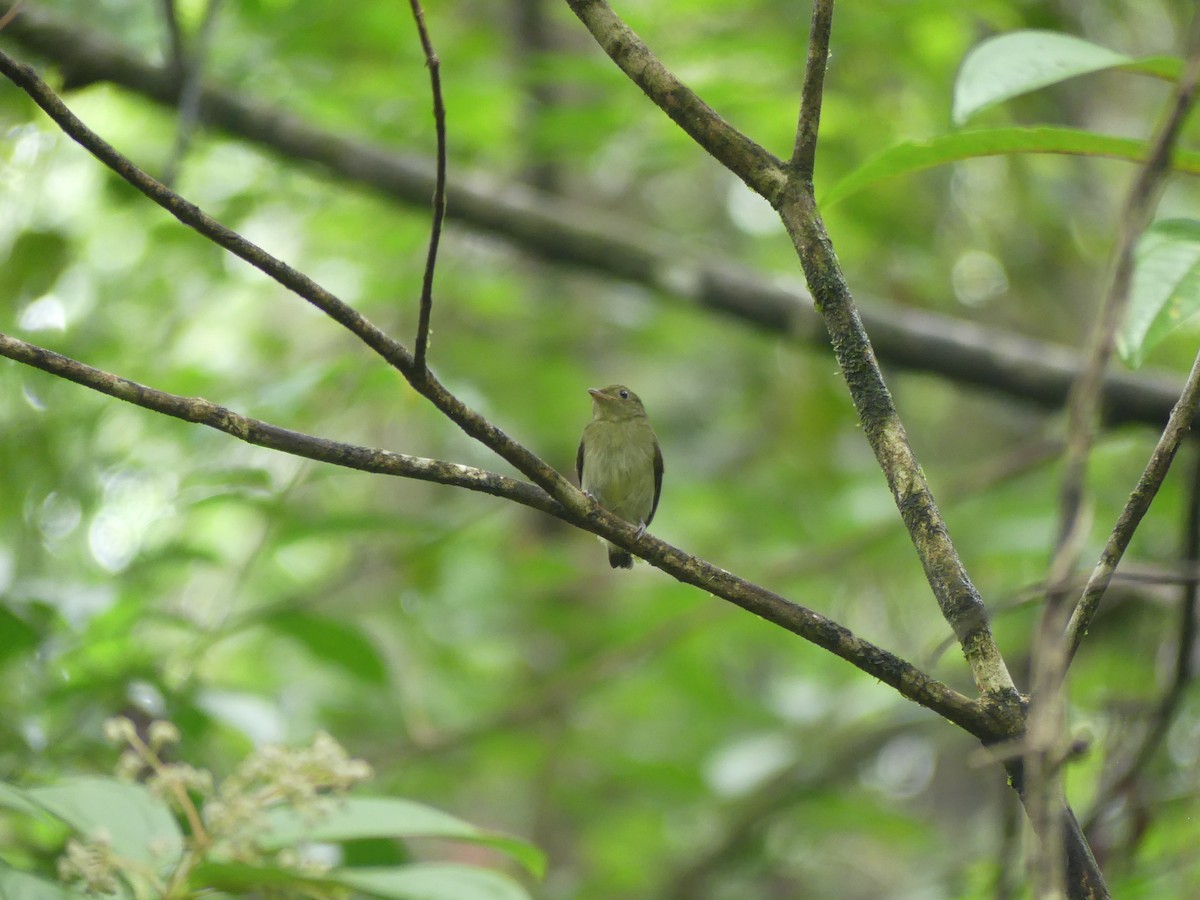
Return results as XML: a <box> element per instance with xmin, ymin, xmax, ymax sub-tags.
<box><xmin>647</xmin><ymin>439</ymin><xmax>663</xmax><ymax>526</ymax></box>
<box><xmin>575</xmin><ymin>439</ymin><xmax>585</xmax><ymax>486</ymax></box>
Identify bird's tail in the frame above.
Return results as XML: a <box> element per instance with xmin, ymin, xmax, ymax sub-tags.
<box><xmin>608</xmin><ymin>546</ymin><xmax>634</xmax><ymax>569</ymax></box>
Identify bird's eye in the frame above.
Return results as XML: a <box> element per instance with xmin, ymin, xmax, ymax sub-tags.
<box><xmin>619</xmin><ymin>389</ymin><xmax>629</xmax><ymax>399</ymax></box>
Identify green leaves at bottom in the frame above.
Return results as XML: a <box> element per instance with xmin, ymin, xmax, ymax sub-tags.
<box><xmin>194</xmin><ymin>860</ymin><xmax>532</xmax><ymax>900</ymax></box>
<box><xmin>260</xmin><ymin>797</ymin><xmax>546</xmax><ymax>879</ymax></box>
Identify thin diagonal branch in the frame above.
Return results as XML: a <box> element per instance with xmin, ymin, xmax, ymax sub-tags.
<box><xmin>0</xmin><ymin>331</ymin><xmax>559</xmax><ymax>514</ymax></box>
<box><xmin>160</xmin><ymin>0</ymin><xmax>224</xmax><ymax>187</ymax></box>
<box><xmin>790</xmin><ymin>0</ymin><xmax>833</xmax><ymax>180</ymax></box>
<box><xmin>408</xmin><ymin>0</ymin><xmax>446</xmax><ymax>370</ymax></box>
<box><xmin>1081</xmin><ymin>443</ymin><xmax>1200</xmax><ymax>838</ymax></box>
<box><xmin>562</xmin><ymin>0</ymin><xmax>786</xmax><ymax>203</ymax></box>
<box><xmin>1066</xmin><ymin>343</ymin><xmax>1200</xmax><ymax>659</ymax></box>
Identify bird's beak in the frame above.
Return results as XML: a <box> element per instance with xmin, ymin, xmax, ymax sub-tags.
<box><xmin>587</xmin><ymin>388</ymin><xmax>604</xmax><ymax>400</ymax></box>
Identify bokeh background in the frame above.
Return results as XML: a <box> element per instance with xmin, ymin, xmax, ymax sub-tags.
<box><xmin>2</xmin><ymin>0</ymin><xmax>1200</xmax><ymax>896</ymax></box>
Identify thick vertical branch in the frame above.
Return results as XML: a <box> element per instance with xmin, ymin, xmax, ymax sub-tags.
<box><xmin>775</xmin><ymin>185</ymin><xmax>1015</xmax><ymax>702</ymax></box>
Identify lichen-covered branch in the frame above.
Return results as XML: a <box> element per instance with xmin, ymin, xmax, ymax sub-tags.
<box><xmin>562</xmin><ymin>0</ymin><xmax>786</xmax><ymax>202</ymax></box>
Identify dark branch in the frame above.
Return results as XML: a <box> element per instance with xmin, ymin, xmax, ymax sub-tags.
<box><xmin>0</xmin><ymin>331</ymin><xmax>559</xmax><ymax>514</ymax></box>
<box><xmin>1066</xmin><ymin>344</ymin><xmax>1200</xmax><ymax>659</ymax></box>
<box><xmin>160</xmin><ymin>0</ymin><xmax>224</xmax><ymax>187</ymax></box>
<box><xmin>791</xmin><ymin>0</ymin><xmax>833</xmax><ymax>180</ymax></box>
<box><xmin>408</xmin><ymin>0</ymin><xmax>446</xmax><ymax>370</ymax></box>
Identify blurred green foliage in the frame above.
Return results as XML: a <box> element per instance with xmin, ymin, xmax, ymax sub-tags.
<box><xmin>2</xmin><ymin>0</ymin><xmax>1200</xmax><ymax>897</ymax></box>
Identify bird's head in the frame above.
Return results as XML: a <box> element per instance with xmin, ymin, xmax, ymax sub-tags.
<box><xmin>588</xmin><ymin>384</ymin><xmax>647</xmax><ymax>421</ymax></box>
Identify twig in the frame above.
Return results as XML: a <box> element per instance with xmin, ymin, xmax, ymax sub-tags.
<box><xmin>0</xmin><ymin>331</ymin><xmax>559</xmax><ymax>514</ymax></box>
<box><xmin>161</xmin><ymin>0</ymin><xmax>224</xmax><ymax>187</ymax></box>
<box><xmin>160</xmin><ymin>0</ymin><xmax>186</xmax><ymax>80</ymax></box>
<box><xmin>408</xmin><ymin>0</ymin><xmax>446</xmax><ymax>370</ymax></box>
<box><xmin>0</xmin><ymin>1</ymin><xmax>19</xmax><ymax>31</ymax></box>
<box><xmin>1066</xmin><ymin>344</ymin><xmax>1200</xmax><ymax>658</ymax></box>
<box><xmin>1081</xmin><ymin>443</ymin><xmax>1200</xmax><ymax>836</ymax></box>
<box><xmin>790</xmin><ymin>0</ymin><xmax>833</xmax><ymax>181</ymax></box>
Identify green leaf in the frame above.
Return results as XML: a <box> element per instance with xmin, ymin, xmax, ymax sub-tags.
<box><xmin>821</xmin><ymin>127</ymin><xmax>1200</xmax><ymax>208</ymax></box>
<box><xmin>953</xmin><ymin>30</ymin><xmax>1178</xmax><ymax>124</ymax></box>
<box><xmin>258</xmin><ymin>797</ymin><xmax>545</xmax><ymax>879</ymax></box>
<box><xmin>268</xmin><ymin>612</ymin><xmax>389</xmax><ymax>684</ymax></box>
<box><xmin>1118</xmin><ymin>219</ymin><xmax>1200</xmax><ymax>368</ymax></box>
<box><xmin>189</xmin><ymin>859</ymin><xmax>332</xmax><ymax>891</ymax></box>
<box><xmin>332</xmin><ymin>863</ymin><xmax>532</xmax><ymax>900</ymax></box>
<box><xmin>0</xmin><ymin>862</ymin><xmax>88</xmax><ymax>900</ymax></box>
<box><xmin>24</xmin><ymin>777</ymin><xmax>185</xmax><ymax>869</ymax></box>
<box><xmin>192</xmin><ymin>860</ymin><xmax>533</xmax><ymax>900</ymax></box>
<box><xmin>0</xmin><ymin>604</ymin><xmax>44</xmax><ymax>664</ymax></box>
<box><xmin>0</xmin><ymin>780</ymin><xmax>47</xmax><ymax>817</ymax></box>
<box><xmin>0</xmin><ymin>230</ymin><xmax>72</xmax><ymax>301</ymax></box>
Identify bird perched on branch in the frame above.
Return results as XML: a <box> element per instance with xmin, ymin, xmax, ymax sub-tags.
<box><xmin>576</xmin><ymin>385</ymin><xmax>663</xmax><ymax>569</ymax></box>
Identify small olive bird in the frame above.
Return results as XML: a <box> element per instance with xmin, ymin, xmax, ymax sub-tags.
<box><xmin>576</xmin><ymin>385</ymin><xmax>663</xmax><ymax>569</ymax></box>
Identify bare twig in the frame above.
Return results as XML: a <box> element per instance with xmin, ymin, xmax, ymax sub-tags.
<box><xmin>1081</xmin><ymin>444</ymin><xmax>1200</xmax><ymax>837</ymax></box>
<box><xmin>0</xmin><ymin>0</ymin><xmax>23</xmax><ymax>31</ymax></box>
<box><xmin>160</xmin><ymin>0</ymin><xmax>224</xmax><ymax>186</ymax></box>
<box><xmin>408</xmin><ymin>0</ymin><xmax>446</xmax><ymax>370</ymax></box>
<box><xmin>1066</xmin><ymin>344</ymin><xmax>1200</xmax><ymax>658</ymax></box>
<box><xmin>790</xmin><ymin>0</ymin><xmax>833</xmax><ymax>181</ymax></box>
<box><xmin>160</xmin><ymin>0</ymin><xmax>186</xmax><ymax>79</ymax></box>
<box><xmin>0</xmin><ymin>331</ymin><xmax>558</xmax><ymax>514</ymax></box>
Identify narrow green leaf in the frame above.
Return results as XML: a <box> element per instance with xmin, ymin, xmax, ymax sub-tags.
<box><xmin>25</xmin><ymin>777</ymin><xmax>185</xmax><ymax>869</ymax></box>
<box><xmin>333</xmin><ymin>863</ymin><xmax>532</xmax><ymax>900</ymax></box>
<box><xmin>1118</xmin><ymin>219</ymin><xmax>1200</xmax><ymax>368</ymax></box>
<box><xmin>268</xmin><ymin>612</ymin><xmax>389</xmax><ymax>684</ymax></box>
<box><xmin>0</xmin><ymin>604</ymin><xmax>41</xmax><ymax>664</ymax></box>
<box><xmin>189</xmin><ymin>859</ymin><xmax>332</xmax><ymax>891</ymax></box>
<box><xmin>259</xmin><ymin>797</ymin><xmax>545</xmax><ymax>879</ymax></box>
<box><xmin>953</xmin><ymin>30</ymin><xmax>1177</xmax><ymax>124</ymax></box>
<box><xmin>0</xmin><ymin>780</ymin><xmax>47</xmax><ymax>817</ymax></box>
<box><xmin>192</xmin><ymin>860</ymin><xmax>532</xmax><ymax>900</ymax></box>
<box><xmin>821</xmin><ymin>126</ymin><xmax>1200</xmax><ymax>208</ymax></box>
